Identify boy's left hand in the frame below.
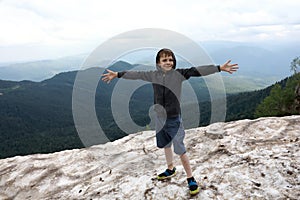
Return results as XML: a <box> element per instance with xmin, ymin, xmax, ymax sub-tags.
<box><xmin>220</xmin><ymin>60</ymin><xmax>239</xmax><ymax>74</ymax></box>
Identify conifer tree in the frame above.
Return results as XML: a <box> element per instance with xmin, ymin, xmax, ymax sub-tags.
<box><xmin>290</xmin><ymin>57</ymin><xmax>300</xmax><ymax>74</ymax></box>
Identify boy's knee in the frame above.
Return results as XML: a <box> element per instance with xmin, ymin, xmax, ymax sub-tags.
<box><xmin>175</xmin><ymin>150</ymin><xmax>186</xmax><ymax>156</ymax></box>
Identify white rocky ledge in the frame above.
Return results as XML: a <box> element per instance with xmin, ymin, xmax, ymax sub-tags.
<box><xmin>0</xmin><ymin>115</ymin><xmax>299</xmax><ymax>199</ymax></box>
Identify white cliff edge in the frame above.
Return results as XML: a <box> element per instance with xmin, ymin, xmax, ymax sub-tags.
<box><xmin>0</xmin><ymin>115</ymin><xmax>299</xmax><ymax>199</ymax></box>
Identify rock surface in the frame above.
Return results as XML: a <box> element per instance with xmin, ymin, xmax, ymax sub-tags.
<box><xmin>0</xmin><ymin>115</ymin><xmax>299</xmax><ymax>200</ymax></box>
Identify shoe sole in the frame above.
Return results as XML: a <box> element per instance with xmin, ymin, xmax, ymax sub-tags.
<box><xmin>189</xmin><ymin>188</ymin><xmax>200</xmax><ymax>196</ymax></box>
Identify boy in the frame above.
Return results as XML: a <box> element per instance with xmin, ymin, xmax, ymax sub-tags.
<box><xmin>102</xmin><ymin>48</ymin><xmax>238</xmax><ymax>195</ymax></box>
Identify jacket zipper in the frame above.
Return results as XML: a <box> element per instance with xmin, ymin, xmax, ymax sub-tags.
<box><xmin>162</xmin><ymin>73</ymin><xmax>166</xmax><ymax>110</ymax></box>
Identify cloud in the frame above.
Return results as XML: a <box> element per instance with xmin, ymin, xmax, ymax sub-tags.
<box><xmin>0</xmin><ymin>0</ymin><xmax>300</xmax><ymax>62</ymax></box>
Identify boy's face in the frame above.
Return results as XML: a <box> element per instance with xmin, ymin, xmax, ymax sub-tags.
<box><xmin>157</xmin><ymin>54</ymin><xmax>174</xmax><ymax>72</ymax></box>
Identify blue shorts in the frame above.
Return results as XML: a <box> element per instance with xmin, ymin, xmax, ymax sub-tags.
<box><xmin>155</xmin><ymin>115</ymin><xmax>186</xmax><ymax>155</ymax></box>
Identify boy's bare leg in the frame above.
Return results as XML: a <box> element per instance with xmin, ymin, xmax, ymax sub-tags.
<box><xmin>180</xmin><ymin>153</ymin><xmax>193</xmax><ymax>178</ymax></box>
<box><xmin>164</xmin><ymin>147</ymin><xmax>174</xmax><ymax>170</ymax></box>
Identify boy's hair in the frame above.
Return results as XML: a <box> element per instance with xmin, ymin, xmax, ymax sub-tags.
<box><xmin>156</xmin><ymin>48</ymin><xmax>177</xmax><ymax>69</ymax></box>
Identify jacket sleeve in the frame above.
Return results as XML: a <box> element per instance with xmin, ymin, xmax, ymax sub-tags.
<box><xmin>117</xmin><ymin>71</ymin><xmax>154</xmax><ymax>82</ymax></box>
<box><xmin>177</xmin><ymin>65</ymin><xmax>220</xmax><ymax>79</ymax></box>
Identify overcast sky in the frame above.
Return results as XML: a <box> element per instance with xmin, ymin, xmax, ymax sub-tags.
<box><xmin>0</xmin><ymin>0</ymin><xmax>300</xmax><ymax>63</ymax></box>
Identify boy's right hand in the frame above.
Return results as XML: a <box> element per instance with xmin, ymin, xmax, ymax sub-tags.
<box><xmin>101</xmin><ymin>69</ymin><xmax>118</xmax><ymax>83</ymax></box>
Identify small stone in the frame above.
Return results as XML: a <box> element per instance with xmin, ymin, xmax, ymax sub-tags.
<box><xmin>287</xmin><ymin>170</ymin><xmax>293</xmax><ymax>175</ymax></box>
<box><xmin>252</xmin><ymin>181</ymin><xmax>261</xmax><ymax>187</ymax></box>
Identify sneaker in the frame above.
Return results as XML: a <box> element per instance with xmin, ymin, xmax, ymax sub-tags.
<box><xmin>187</xmin><ymin>177</ymin><xmax>199</xmax><ymax>195</ymax></box>
<box><xmin>157</xmin><ymin>167</ymin><xmax>176</xmax><ymax>180</ymax></box>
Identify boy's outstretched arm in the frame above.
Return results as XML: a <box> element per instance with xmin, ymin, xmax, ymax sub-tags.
<box><xmin>101</xmin><ymin>69</ymin><xmax>118</xmax><ymax>83</ymax></box>
<box><xmin>220</xmin><ymin>60</ymin><xmax>239</xmax><ymax>74</ymax></box>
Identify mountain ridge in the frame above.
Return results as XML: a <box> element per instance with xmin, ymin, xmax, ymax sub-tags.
<box><xmin>0</xmin><ymin>61</ymin><xmax>294</xmax><ymax>159</ymax></box>
<box><xmin>1</xmin><ymin>41</ymin><xmax>298</xmax><ymax>82</ymax></box>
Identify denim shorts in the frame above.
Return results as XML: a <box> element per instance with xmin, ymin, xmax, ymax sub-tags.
<box><xmin>155</xmin><ymin>115</ymin><xmax>186</xmax><ymax>155</ymax></box>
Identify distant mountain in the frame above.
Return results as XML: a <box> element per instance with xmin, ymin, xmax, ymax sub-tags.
<box><xmin>1</xmin><ymin>41</ymin><xmax>298</xmax><ymax>83</ymax></box>
<box><xmin>202</xmin><ymin>41</ymin><xmax>300</xmax><ymax>78</ymax></box>
<box><xmin>0</xmin><ymin>54</ymin><xmax>86</xmax><ymax>81</ymax></box>
<box><xmin>0</xmin><ymin>61</ymin><xmax>144</xmax><ymax>158</ymax></box>
<box><xmin>209</xmin><ymin>45</ymin><xmax>287</xmax><ymax>77</ymax></box>
<box><xmin>0</xmin><ymin>61</ymin><xmax>292</xmax><ymax>159</ymax></box>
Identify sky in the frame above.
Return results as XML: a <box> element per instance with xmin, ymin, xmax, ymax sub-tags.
<box><xmin>0</xmin><ymin>0</ymin><xmax>300</xmax><ymax>63</ymax></box>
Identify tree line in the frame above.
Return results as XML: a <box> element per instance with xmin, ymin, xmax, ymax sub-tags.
<box><xmin>255</xmin><ymin>56</ymin><xmax>299</xmax><ymax>117</ymax></box>
<box><xmin>0</xmin><ymin>58</ymin><xmax>299</xmax><ymax>159</ymax></box>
